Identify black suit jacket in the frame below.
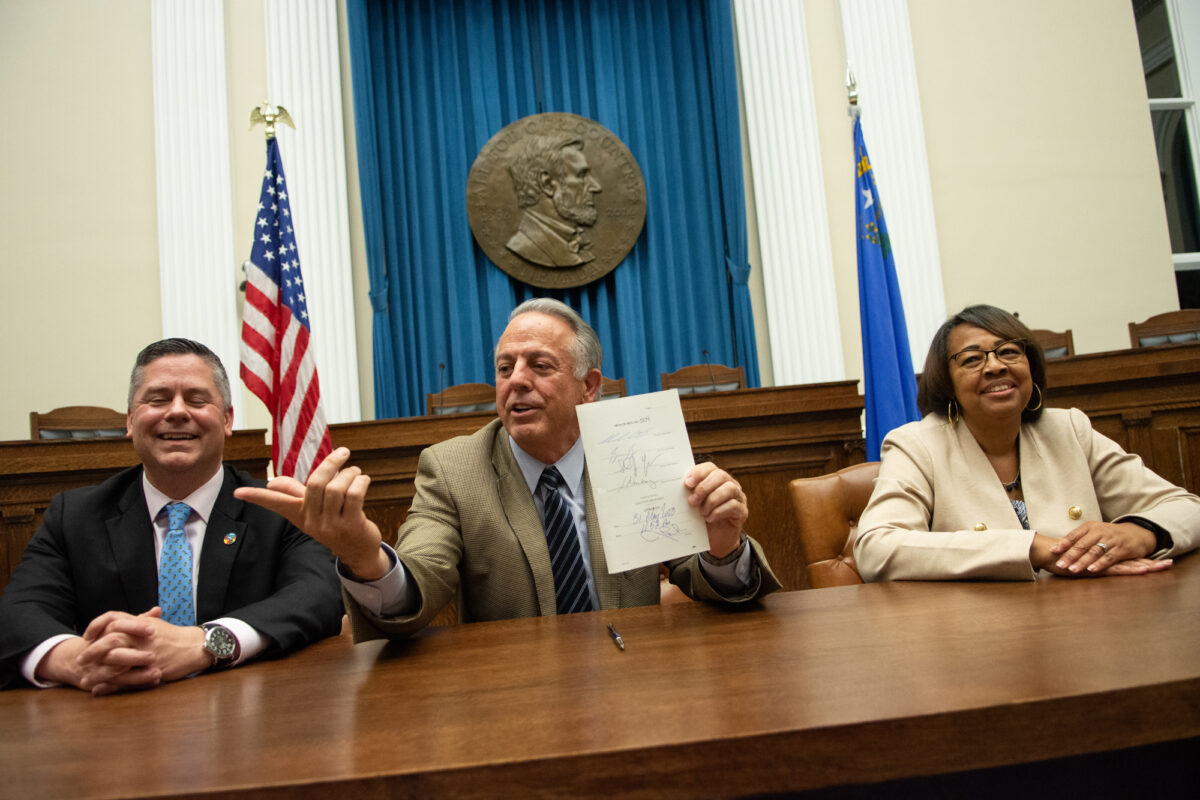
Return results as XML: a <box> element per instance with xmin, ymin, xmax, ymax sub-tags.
<box><xmin>0</xmin><ymin>464</ymin><xmax>343</xmax><ymax>686</ymax></box>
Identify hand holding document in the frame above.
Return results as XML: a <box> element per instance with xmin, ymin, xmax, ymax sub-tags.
<box><xmin>575</xmin><ymin>390</ymin><xmax>709</xmax><ymax>571</ymax></box>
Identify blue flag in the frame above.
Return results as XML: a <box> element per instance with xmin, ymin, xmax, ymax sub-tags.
<box><xmin>854</xmin><ymin>117</ymin><xmax>920</xmax><ymax>461</ymax></box>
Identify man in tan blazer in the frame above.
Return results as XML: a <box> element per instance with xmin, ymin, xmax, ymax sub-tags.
<box><xmin>238</xmin><ymin>299</ymin><xmax>779</xmax><ymax>640</ymax></box>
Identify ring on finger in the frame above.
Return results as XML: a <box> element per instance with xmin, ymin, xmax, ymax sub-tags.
<box><xmin>1096</xmin><ymin>542</ymin><xmax>1109</xmax><ymax>555</ymax></box>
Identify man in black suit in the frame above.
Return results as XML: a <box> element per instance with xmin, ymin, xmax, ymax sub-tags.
<box><xmin>0</xmin><ymin>339</ymin><xmax>343</xmax><ymax>694</ymax></box>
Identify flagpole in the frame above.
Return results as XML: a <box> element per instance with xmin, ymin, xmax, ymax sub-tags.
<box><xmin>847</xmin><ymin>68</ymin><xmax>859</xmax><ymax>118</ymax></box>
<box><xmin>240</xmin><ymin>103</ymin><xmax>334</xmax><ymax>481</ymax></box>
<box><xmin>848</xmin><ymin>68</ymin><xmax>921</xmax><ymax>461</ymax></box>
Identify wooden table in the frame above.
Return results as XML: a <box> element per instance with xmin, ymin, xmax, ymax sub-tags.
<box><xmin>3</xmin><ymin>559</ymin><xmax>1198</xmax><ymax>798</ymax></box>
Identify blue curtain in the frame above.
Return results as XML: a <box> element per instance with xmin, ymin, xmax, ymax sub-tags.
<box><xmin>347</xmin><ymin>0</ymin><xmax>760</xmax><ymax>418</ymax></box>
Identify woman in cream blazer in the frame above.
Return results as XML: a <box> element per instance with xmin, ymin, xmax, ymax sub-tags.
<box><xmin>855</xmin><ymin>305</ymin><xmax>1200</xmax><ymax>582</ymax></box>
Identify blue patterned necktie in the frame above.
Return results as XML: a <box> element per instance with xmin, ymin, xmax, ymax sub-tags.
<box><xmin>538</xmin><ymin>466</ymin><xmax>593</xmax><ymax>614</ymax></box>
<box><xmin>158</xmin><ymin>502</ymin><xmax>195</xmax><ymax>626</ymax></box>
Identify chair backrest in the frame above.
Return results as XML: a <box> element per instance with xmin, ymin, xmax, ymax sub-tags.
<box><xmin>660</xmin><ymin>363</ymin><xmax>745</xmax><ymax>395</ymax></box>
<box><xmin>425</xmin><ymin>383</ymin><xmax>497</xmax><ymax>416</ymax></box>
<box><xmin>1128</xmin><ymin>309</ymin><xmax>1200</xmax><ymax>347</ymax></box>
<box><xmin>1030</xmin><ymin>328</ymin><xmax>1075</xmax><ymax>359</ymax></box>
<box><xmin>788</xmin><ymin>461</ymin><xmax>880</xmax><ymax>588</ymax></box>
<box><xmin>30</xmin><ymin>406</ymin><xmax>127</xmax><ymax>440</ymax></box>
<box><xmin>599</xmin><ymin>376</ymin><xmax>627</xmax><ymax>401</ymax></box>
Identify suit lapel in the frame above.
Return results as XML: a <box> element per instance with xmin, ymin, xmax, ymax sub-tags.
<box><xmin>949</xmin><ymin>421</ymin><xmax>1025</xmax><ymax>529</ymax></box>
<box><xmin>106</xmin><ymin>474</ymin><xmax>160</xmax><ymax>613</ymax></box>
<box><xmin>584</xmin><ymin>469</ymin><xmax>620</xmax><ymax>610</ymax></box>
<box><xmin>490</xmin><ymin>426</ymin><xmax>557</xmax><ymax>615</ymax></box>
<box><xmin>1019</xmin><ymin>415</ymin><xmax>1101</xmax><ymax>536</ymax></box>
<box><xmin>196</xmin><ymin>467</ymin><xmax>244</xmax><ymax>622</ymax></box>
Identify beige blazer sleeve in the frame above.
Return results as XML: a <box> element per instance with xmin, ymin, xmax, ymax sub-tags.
<box><xmin>854</xmin><ymin>408</ymin><xmax>1200</xmax><ymax>582</ymax></box>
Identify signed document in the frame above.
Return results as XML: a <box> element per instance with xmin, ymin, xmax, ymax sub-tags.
<box><xmin>575</xmin><ymin>389</ymin><xmax>709</xmax><ymax>572</ymax></box>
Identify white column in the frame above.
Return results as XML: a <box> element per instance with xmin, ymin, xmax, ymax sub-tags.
<box><xmin>150</xmin><ymin>0</ymin><xmax>240</xmax><ymax>379</ymax></box>
<box><xmin>840</xmin><ymin>0</ymin><xmax>946</xmax><ymax>357</ymax></box>
<box><xmin>263</xmin><ymin>0</ymin><xmax>361</xmax><ymax>423</ymax></box>
<box><xmin>734</xmin><ymin>0</ymin><xmax>845</xmax><ymax>385</ymax></box>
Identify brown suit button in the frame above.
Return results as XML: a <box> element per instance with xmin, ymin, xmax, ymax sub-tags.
<box><xmin>974</xmin><ymin>523</ymin><xmax>988</xmax><ymax>531</ymax></box>
<box><xmin>1068</xmin><ymin>506</ymin><xmax>1082</xmax><ymax>520</ymax></box>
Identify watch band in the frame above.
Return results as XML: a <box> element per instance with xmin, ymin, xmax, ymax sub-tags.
<box><xmin>201</xmin><ymin>623</ymin><xmax>240</xmax><ymax>669</ymax></box>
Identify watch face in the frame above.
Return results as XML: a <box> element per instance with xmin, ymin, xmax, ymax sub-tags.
<box><xmin>206</xmin><ymin>625</ymin><xmax>237</xmax><ymax>659</ymax></box>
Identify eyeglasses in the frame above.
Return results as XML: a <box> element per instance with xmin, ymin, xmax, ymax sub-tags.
<box><xmin>948</xmin><ymin>339</ymin><xmax>1027</xmax><ymax>371</ymax></box>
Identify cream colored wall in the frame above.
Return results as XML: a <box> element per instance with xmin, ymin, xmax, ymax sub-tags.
<box><xmin>0</xmin><ymin>0</ymin><xmax>374</xmax><ymax>442</ymax></box>
<box><xmin>1</xmin><ymin>0</ymin><xmax>1179</xmax><ymax>442</ymax></box>
<box><xmin>0</xmin><ymin>1</ymin><xmax>161</xmax><ymax>440</ymax></box>
<box><xmin>755</xmin><ymin>0</ymin><xmax>1177</xmax><ymax>388</ymax></box>
<box><xmin>224</xmin><ymin>0</ymin><xmax>273</xmax><ymax>436</ymax></box>
<box><xmin>907</xmin><ymin>0</ymin><xmax>1175</xmax><ymax>356</ymax></box>
<box><xmin>337</xmin><ymin>0</ymin><xmax>375</xmax><ymax>419</ymax></box>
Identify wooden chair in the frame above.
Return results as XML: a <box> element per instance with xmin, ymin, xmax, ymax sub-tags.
<box><xmin>1128</xmin><ymin>309</ymin><xmax>1200</xmax><ymax>347</ymax></box>
<box><xmin>425</xmin><ymin>383</ymin><xmax>496</xmax><ymax>416</ymax></box>
<box><xmin>787</xmin><ymin>462</ymin><xmax>880</xmax><ymax>588</ymax></box>
<box><xmin>660</xmin><ymin>363</ymin><xmax>745</xmax><ymax>395</ymax></box>
<box><xmin>30</xmin><ymin>406</ymin><xmax>127</xmax><ymax>440</ymax></box>
<box><xmin>1030</xmin><ymin>328</ymin><xmax>1075</xmax><ymax>359</ymax></box>
<box><xmin>599</xmin><ymin>376</ymin><xmax>626</xmax><ymax>400</ymax></box>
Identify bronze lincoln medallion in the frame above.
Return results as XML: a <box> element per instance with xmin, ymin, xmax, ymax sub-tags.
<box><xmin>466</xmin><ymin>113</ymin><xmax>647</xmax><ymax>289</ymax></box>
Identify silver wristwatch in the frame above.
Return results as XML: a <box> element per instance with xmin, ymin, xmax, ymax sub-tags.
<box><xmin>201</xmin><ymin>622</ymin><xmax>240</xmax><ymax>669</ymax></box>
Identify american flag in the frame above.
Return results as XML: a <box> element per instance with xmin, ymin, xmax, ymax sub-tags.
<box><xmin>240</xmin><ymin>138</ymin><xmax>332</xmax><ymax>481</ymax></box>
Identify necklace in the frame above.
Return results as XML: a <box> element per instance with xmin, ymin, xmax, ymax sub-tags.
<box><xmin>1002</xmin><ymin>471</ymin><xmax>1021</xmax><ymax>493</ymax></box>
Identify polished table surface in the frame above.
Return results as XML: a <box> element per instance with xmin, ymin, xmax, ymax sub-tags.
<box><xmin>2</xmin><ymin>559</ymin><xmax>1199</xmax><ymax>799</ymax></box>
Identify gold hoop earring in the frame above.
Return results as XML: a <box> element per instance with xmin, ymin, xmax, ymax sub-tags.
<box><xmin>1026</xmin><ymin>384</ymin><xmax>1043</xmax><ymax>412</ymax></box>
<box><xmin>947</xmin><ymin>399</ymin><xmax>961</xmax><ymax>425</ymax></box>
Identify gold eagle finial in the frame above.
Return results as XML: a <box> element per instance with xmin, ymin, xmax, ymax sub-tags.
<box><xmin>249</xmin><ymin>103</ymin><xmax>295</xmax><ymax>140</ymax></box>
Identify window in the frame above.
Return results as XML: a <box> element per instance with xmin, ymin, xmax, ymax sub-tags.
<box><xmin>1134</xmin><ymin>0</ymin><xmax>1200</xmax><ymax>307</ymax></box>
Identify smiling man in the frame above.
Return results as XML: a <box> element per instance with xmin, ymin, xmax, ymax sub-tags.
<box><xmin>237</xmin><ymin>299</ymin><xmax>779</xmax><ymax>641</ymax></box>
<box><xmin>0</xmin><ymin>339</ymin><xmax>343</xmax><ymax>693</ymax></box>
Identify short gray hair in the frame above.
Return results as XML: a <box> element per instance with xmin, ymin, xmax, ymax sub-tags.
<box><xmin>505</xmin><ymin>298</ymin><xmax>602</xmax><ymax>379</ymax></box>
<box><xmin>128</xmin><ymin>338</ymin><xmax>232</xmax><ymax>411</ymax></box>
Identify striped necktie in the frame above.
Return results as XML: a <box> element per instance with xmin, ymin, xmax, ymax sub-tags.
<box><xmin>538</xmin><ymin>466</ymin><xmax>593</xmax><ymax>614</ymax></box>
<box><xmin>158</xmin><ymin>502</ymin><xmax>195</xmax><ymax>626</ymax></box>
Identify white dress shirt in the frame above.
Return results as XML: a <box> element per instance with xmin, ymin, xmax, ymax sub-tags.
<box><xmin>22</xmin><ymin>467</ymin><xmax>264</xmax><ymax>686</ymax></box>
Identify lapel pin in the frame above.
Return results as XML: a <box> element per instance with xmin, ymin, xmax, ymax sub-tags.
<box><xmin>223</xmin><ymin>533</ymin><xmax>238</xmax><ymax>545</ymax></box>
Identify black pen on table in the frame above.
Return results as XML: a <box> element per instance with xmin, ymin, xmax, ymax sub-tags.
<box><xmin>607</xmin><ymin>622</ymin><xmax>625</xmax><ymax>651</ymax></box>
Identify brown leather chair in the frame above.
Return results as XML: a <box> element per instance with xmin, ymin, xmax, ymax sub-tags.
<box><xmin>599</xmin><ymin>376</ymin><xmax>627</xmax><ymax>400</ymax></box>
<box><xmin>1128</xmin><ymin>309</ymin><xmax>1200</xmax><ymax>347</ymax></box>
<box><xmin>425</xmin><ymin>383</ymin><xmax>497</xmax><ymax>416</ymax></box>
<box><xmin>30</xmin><ymin>406</ymin><xmax>127</xmax><ymax>440</ymax></box>
<box><xmin>660</xmin><ymin>363</ymin><xmax>745</xmax><ymax>395</ymax></box>
<box><xmin>1029</xmin><ymin>328</ymin><xmax>1075</xmax><ymax>359</ymax></box>
<box><xmin>788</xmin><ymin>462</ymin><xmax>880</xmax><ymax>588</ymax></box>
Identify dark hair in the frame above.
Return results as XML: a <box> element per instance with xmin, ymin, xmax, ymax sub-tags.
<box><xmin>128</xmin><ymin>338</ymin><xmax>232</xmax><ymax>411</ymax></box>
<box><xmin>916</xmin><ymin>305</ymin><xmax>1046</xmax><ymax>422</ymax></box>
